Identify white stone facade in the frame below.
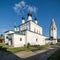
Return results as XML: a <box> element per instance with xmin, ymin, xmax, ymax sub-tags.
<box><xmin>50</xmin><ymin>18</ymin><xmax>57</xmax><ymax>39</ymax></box>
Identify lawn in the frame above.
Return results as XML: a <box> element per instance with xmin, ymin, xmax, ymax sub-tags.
<box><xmin>0</xmin><ymin>43</ymin><xmax>49</xmax><ymax>53</ymax></box>
<box><xmin>48</xmin><ymin>49</ymin><xmax>60</xmax><ymax>60</ymax></box>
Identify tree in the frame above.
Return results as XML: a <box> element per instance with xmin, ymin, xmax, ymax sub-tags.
<box><xmin>0</xmin><ymin>34</ymin><xmax>4</xmax><ymax>43</ymax></box>
<box><xmin>57</xmin><ymin>38</ymin><xmax>60</xmax><ymax>42</ymax></box>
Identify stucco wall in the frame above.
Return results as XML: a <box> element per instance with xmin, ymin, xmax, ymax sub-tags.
<box><xmin>19</xmin><ymin>22</ymin><xmax>30</xmax><ymax>31</ymax></box>
<box><xmin>45</xmin><ymin>39</ymin><xmax>57</xmax><ymax>44</ymax></box>
<box><xmin>30</xmin><ymin>21</ymin><xmax>42</xmax><ymax>34</ymax></box>
<box><xmin>13</xmin><ymin>34</ymin><xmax>25</xmax><ymax>47</ymax></box>
<box><xmin>4</xmin><ymin>31</ymin><xmax>14</xmax><ymax>44</ymax></box>
<box><xmin>26</xmin><ymin>30</ymin><xmax>46</xmax><ymax>45</ymax></box>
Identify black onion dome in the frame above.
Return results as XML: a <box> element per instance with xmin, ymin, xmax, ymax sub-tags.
<box><xmin>28</xmin><ymin>13</ymin><xmax>32</xmax><ymax>16</ymax></box>
<box><xmin>35</xmin><ymin>18</ymin><xmax>37</xmax><ymax>20</ymax></box>
<box><xmin>22</xmin><ymin>16</ymin><xmax>25</xmax><ymax>19</ymax></box>
<box><xmin>14</xmin><ymin>25</ymin><xmax>16</xmax><ymax>28</ymax></box>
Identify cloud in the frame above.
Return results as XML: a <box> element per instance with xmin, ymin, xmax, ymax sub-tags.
<box><xmin>13</xmin><ymin>1</ymin><xmax>26</xmax><ymax>14</ymax></box>
<box><xmin>19</xmin><ymin>1</ymin><xmax>26</xmax><ymax>7</ymax></box>
<box><xmin>13</xmin><ymin>1</ymin><xmax>37</xmax><ymax>14</ymax></box>
<box><xmin>28</xmin><ymin>6</ymin><xmax>37</xmax><ymax>13</ymax></box>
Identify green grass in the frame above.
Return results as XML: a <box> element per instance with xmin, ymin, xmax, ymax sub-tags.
<box><xmin>7</xmin><ymin>47</ymin><xmax>39</xmax><ymax>53</ymax></box>
<box><xmin>48</xmin><ymin>49</ymin><xmax>60</xmax><ymax>60</ymax></box>
<box><xmin>0</xmin><ymin>43</ymin><xmax>50</xmax><ymax>53</ymax></box>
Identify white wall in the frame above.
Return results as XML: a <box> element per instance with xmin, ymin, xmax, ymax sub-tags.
<box><xmin>46</xmin><ymin>39</ymin><xmax>57</xmax><ymax>44</ymax></box>
<box><xmin>4</xmin><ymin>31</ymin><xmax>14</xmax><ymax>44</ymax></box>
<box><xmin>19</xmin><ymin>21</ymin><xmax>42</xmax><ymax>35</ymax></box>
<box><xmin>26</xmin><ymin>30</ymin><xmax>46</xmax><ymax>45</ymax></box>
<box><xmin>13</xmin><ymin>34</ymin><xmax>25</xmax><ymax>47</ymax></box>
<box><xmin>50</xmin><ymin>26</ymin><xmax>57</xmax><ymax>39</ymax></box>
<box><xmin>30</xmin><ymin>21</ymin><xmax>42</xmax><ymax>34</ymax></box>
<box><xmin>19</xmin><ymin>22</ymin><xmax>30</xmax><ymax>31</ymax></box>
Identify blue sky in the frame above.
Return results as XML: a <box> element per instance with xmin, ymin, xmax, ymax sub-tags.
<box><xmin>0</xmin><ymin>0</ymin><xmax>60</xmax><ymax>38</ymax></box>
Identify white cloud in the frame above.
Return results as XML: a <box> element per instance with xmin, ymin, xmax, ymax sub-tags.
<box><xmin>13</xmin><ymin>1</ymin><xmax>26</xmax><ymax>13</ymax></box>
<box><xmin>19</xmin><ymin>1</ymin><xmax>26</xmax><ymax>7</ymax></box>
<box><xmin>13</xmin><ymin>1</ymin><xmax>37</xmax><ymax>14</ymax></box>
<box><xmin>28</xmin><ymin>6</ymin><xmax>37</xmax><ymax>13</ymax></box>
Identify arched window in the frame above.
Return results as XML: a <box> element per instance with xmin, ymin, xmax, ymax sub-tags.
<box><xmin>36</xmin><ymin>38</ymin><xmax>38</xmax><ymax>42</ymax></box>
<box><xmin>20</xmin><ymin>38</ymin><xmax>22</xmax><ymax>41</ymax></box>
<box><xmin>54</xmin><ymin>28</ymin><xmax>55</xmax><ymax>30</ymax></box>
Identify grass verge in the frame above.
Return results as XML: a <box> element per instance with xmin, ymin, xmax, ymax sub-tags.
<box><xmin>0</xmin><ymin>43</ymin><xmax>50</xmax><ymax>53</ymax></box>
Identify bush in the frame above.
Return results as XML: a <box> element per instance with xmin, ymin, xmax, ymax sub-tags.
<box><xmin>24</xmin><ymin>44</ymin><xmax>26</xmax><ymax>47</ymax></box>
<box><xmin>31</xmin><ymin>45</ymin><xmax>40</xmax><ymax>48</ymax></box>
<box><xmin>27</xmin><ymin>43</ymin><xmax>30</xmax><ymax>48</ymax></box>
<box><xmin>50</xmin><ymin>42</ymin><xmax>54</xmax><ymax>45</ymax></box>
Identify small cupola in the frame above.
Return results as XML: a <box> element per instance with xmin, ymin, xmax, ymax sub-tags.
<box><xmin>34</xmin><ymin>18</ymin><xmax>38</xmax><ymax>24</ymax></box>
<box><xmin>22</xmin><ymin>16</ymin><xmax>25</xmax><ymax>24</ymax></box>
<box><xmin>28</xmin><ymin>12</ymin><xmax>32</xmax><ymax>21</ymax></box>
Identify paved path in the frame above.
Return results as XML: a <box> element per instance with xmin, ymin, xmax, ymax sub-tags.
<box><xmin>16</xmin><ymin>47</ymin><xmax>58</xmax><ymax>60</ymax></box>
<box><xmin>0</xmin><ymin>46</ymin><xmax>59</xmax><ymax>60</ymax></box>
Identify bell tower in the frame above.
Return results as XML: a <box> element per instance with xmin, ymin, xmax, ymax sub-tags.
<box><xmin>50</xmin><ymin>18</ymin><xmax>57</xmax><ymax>39</ymax></box>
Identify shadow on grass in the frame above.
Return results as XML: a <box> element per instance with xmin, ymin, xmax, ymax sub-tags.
<box><xmin>0</xmin><ymin>45</ymin><xmax>58</xmax><ymax>60</ymax></box>
<box><xmin>0</xmin><ymin>46</ymin><xmax>22</xmax><ymax>60</ymax></box>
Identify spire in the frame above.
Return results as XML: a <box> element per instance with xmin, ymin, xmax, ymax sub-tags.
<box><xmin>28</xmin><ymin>6</ymin><xmax>32</xmax><ymax>16</ymax></box>
<box><xmin>14</xmin><ymin>23</ymin><xmax>17</xmax><ymax>31</ymax></box>
<box><xmin>50</xmin><ymin>18</ymin><xmax>56</xmax><ymax>28</ymax></box>
<box><xmin>28</xmin><ymin>6</ymin><xmax>32</xmax><ymax>21</ymax></box>
<box><xmin>21</xmin><ymin>9</ymin><xmax>25</xmax><ymax>24</ymax></box>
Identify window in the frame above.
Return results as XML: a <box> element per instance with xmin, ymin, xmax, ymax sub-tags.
<box><xmin>52</xmin><ymin>28</ymin><xmax>53</xmax><ymax>30</ymax></box>
<box><xmin>6</xmin><ymin>36</ymin><xmax>8</xmax><ymax>39</ymax></box>
<box><xmin>54</xmin><ymin>28</ymin><xmax>55</xmax><ymax>30</ymax></box>
<box><xmin>20</xmin><ymin>38</ymin><xmax>22</xmax><ymax>41</ymax></box>
<box><xmin>36</xmin><ymin>38</ymin><xmax>38</xmax><ymax>42</ymax></box>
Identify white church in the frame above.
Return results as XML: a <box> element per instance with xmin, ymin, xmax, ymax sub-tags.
<box><xmin>4</xmin><ymin>12</ymin><xmax>57</xmax><ymax>47</ymax></box>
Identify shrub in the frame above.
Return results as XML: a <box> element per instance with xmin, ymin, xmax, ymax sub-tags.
<box><xmin>27</xmin><ymin>43</ymin><xmax>30</xmax><ymax>48</ymax></box>
<box><xmin>50</xmin><ymin>42</ymin><xmax>54</xmax><ymax>45</ymax></box>
<box><xmin>32</xmin><ymin>45</ymin><xmax>40</xmax><ymax>48</ymax></box>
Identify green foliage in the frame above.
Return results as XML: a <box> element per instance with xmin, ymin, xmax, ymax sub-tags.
<box><xmin>0</xmin><ymin>34</ymin><xmax>4</xmax><ymax>43</ymax></box>
<box><xmin>50</xmin><ymin>42</ymin><xmax>54</xmax><ymax>45</ymax></box>
<box><xmin>31</xmin><ymin>45</ymin><xmax>40</xmax><ymax>47</ymax></box>
<box><xmin>27</xmin><ymin>43</ymin><xmax>30</xmax><ymax>48</ymax></box>
<box><xmin>57</xmin><ymin>38</ymin><xmax>60</xmax><ymax>42</ymax></box>
<box><xmin>0</xmin><ymin>43</ymin><xmax>50</xmax><ymax>53</ymax></box>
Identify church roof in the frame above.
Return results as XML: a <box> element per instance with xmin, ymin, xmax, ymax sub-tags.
<box><xmin>5</xmin><ymin>30</ymin><xmax>14</xmax><ymax>33</ymax></box>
